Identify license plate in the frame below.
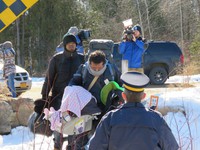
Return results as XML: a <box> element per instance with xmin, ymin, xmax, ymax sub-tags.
<box><xmin>20</xmin><ymin>82</ymin><xmax>27</xmax><ymax>88</ymax></box>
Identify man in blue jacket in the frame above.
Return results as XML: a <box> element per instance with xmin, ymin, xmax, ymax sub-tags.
<box><xmin>68</xmin><ymin>50</ymin><xmax>122</xmax><ymax>149</ymax></box>
<box><xmin>119</xmin><ymin>24</ymin><xmax>144</xmax><ymax>73</ymax></box>
<box><xmin>89</xmin><ymin>72</ymin><xmax>179</xmax><ymax>150</ymax></box>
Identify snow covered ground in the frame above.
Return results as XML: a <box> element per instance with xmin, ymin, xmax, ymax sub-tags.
<box><xmin>0</xmin><ymin>74</ymin><xmax>200</xmax><ymax>150</ymax></box>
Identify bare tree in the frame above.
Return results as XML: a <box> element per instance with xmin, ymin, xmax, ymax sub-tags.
<box><xmin>135</xmin><ymin>0</ymin><xmax>144</xmax><ymax>37</ymax></box>
<box><xmin>144</xmin><ymin>0</ymin><xmax>152</xmax><ymax>39</ymax></box>
<box><xmin>180</xmin><ymin>0</ymin><xmax>184</xmax><ymax>49</ymax></box>
<box><xmin>196</xmin><ymin>0</ymin><xmax>200</xmax><ymax>19</ymax></box>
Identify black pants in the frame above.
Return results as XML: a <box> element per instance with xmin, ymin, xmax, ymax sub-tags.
<box><xmin>53</xmin><ymin>131</ymin><xmax>64</xmax><ymax>150</ymax></box>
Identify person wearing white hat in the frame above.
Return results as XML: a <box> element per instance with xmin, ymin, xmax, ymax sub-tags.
<box><xmin>0</xmin><ymin>41</ymin><xmax>16</xmax><ymax>97</ymax></box>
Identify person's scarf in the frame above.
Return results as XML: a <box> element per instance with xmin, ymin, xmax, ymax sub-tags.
<box><xmin>85</xmin><ymin>60</ymin><xmax>108</xmax><ymax>76</ymax></box>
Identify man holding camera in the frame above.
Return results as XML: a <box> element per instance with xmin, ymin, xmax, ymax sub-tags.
<box><xmin>119</xmin><ymin>24</ymin><xmax>145</xmax><ymax>73</ymax></box>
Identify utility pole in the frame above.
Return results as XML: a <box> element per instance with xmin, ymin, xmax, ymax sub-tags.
<box><xmin>16</xmin><ymin>18</ymin><xmax>21</xmax><ymax>66</ymax></box>
<box><xmin>180</xmin><ymin>0</ymin><xmax>184</xmax><ymax>49</ymax></box>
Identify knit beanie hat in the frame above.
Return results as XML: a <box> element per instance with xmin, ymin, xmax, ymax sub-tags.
<box><xmin>132</xmin><ymin>24</ymin><xmax>142</xmax><ymax>34</ymax></box>
<box><xmin>3</xmin><ymin>41</ymin><xmax>13</xmax><ymax>49</ymax></box>
<box><xmin>63</xmin><ymin>33</ymin><xmax>77</xmax><ymax>47</ymax></box>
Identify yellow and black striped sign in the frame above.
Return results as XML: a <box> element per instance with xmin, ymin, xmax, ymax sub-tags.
<box><xmin>0</xmin><ymin>0</ymin><xmax>38</xmax><ymax>32</ymax></box>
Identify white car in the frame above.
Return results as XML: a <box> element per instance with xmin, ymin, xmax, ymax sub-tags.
<box><xmin>0</xmin><ymin>63</ymin><xmax>32</xmax><ymax>96</ymax></box>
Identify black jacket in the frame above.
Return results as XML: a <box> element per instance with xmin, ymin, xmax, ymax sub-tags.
<box><xmin>41</xmin><ymin>50</ymin><xmax>84</xmax><ymax>110</ymax></box>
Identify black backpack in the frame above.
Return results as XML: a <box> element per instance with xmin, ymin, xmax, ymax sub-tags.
<box><xmin>87</xmin><ymin>39</ymin><xmax>114</xmax><ymax>62</ymax></box>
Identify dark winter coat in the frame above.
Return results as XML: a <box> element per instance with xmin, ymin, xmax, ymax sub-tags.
<box><xmin>89</xmin><ymin>102</ymin><xmax>179</xmax><ymax>150</ymax></box>
<box><xmin>68</xmin><ymin>62</ymin><xmax>122</xmax><ymax>111</ymax></box>
<box><xmin>41</xmin><ymin>50</ymin><xmax>84</xmax><ymax>110</ymax></box>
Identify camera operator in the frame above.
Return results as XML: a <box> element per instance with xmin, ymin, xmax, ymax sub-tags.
<box><xmin>119</xmin><ymin>24</ymin><xmax>145</xmax><ymax>73</ymax></box>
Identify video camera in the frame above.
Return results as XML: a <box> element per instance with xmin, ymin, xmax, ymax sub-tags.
<box><xmin>123</xmin><ymin>27</ymin><xmax>134</xmax><ymax>41</ymax></box>
<box><xmin>122</xmin><ymin>19</ymin><xmax>134</xmax><ymax>41</ymax></box>
<box><xmin>78</xmin><ymin>29</ymin><xmax>91</xmax><ymax>41</ymax></box>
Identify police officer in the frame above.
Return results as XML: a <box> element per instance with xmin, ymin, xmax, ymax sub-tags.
<box><xmin>88</xmin><ymin>72</ymin><xmax>179</xmax><ymax>150</ymax></box>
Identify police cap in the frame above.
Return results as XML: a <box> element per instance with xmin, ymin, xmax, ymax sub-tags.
<box><xmin>120</xmin><ymin>72</ymin><xmax>150</xmax><ymax>92</ymax></box>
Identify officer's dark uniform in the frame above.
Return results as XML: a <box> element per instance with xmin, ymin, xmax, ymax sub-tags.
<box><xmin>89</xmin><ymin>72</ymin><xmax>179</xmax><ymax>150</ymax></box>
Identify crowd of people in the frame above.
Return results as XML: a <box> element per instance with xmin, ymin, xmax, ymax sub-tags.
<box><xmin>1</xmin><ymin>24</ymin><xmax>179</xmax><ymax>150</ymax></box>
<box><xmin>37</xmin><ymin>25</ymin><xmax>178</xmax><ymax>150</ymax></box>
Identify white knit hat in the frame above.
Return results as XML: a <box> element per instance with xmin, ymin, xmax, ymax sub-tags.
<box><xmin>3</xmin><ymin>41</ymin><xmax>13</xmax><ymax>49</ymax></box>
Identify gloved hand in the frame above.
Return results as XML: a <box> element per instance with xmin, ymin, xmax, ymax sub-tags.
<box><xmin>28</xmin><ymin>112</ymin><xmax>53</xmax><ymax>137</ymax></box>
<box><xmin>34</xmin><ymin>98</ymin><xmax>49</xmax><ymax>114</ymax></box>
<box><xmin>150</xmin><ymin>106</ymin><xmax>157</xmax><ymax>110</ymax></box>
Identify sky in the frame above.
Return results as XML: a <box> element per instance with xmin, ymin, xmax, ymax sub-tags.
<box><xmin>0</xmin><ymin>74</ymin><xmax>200</xmax><ymax>150</ymax></box>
